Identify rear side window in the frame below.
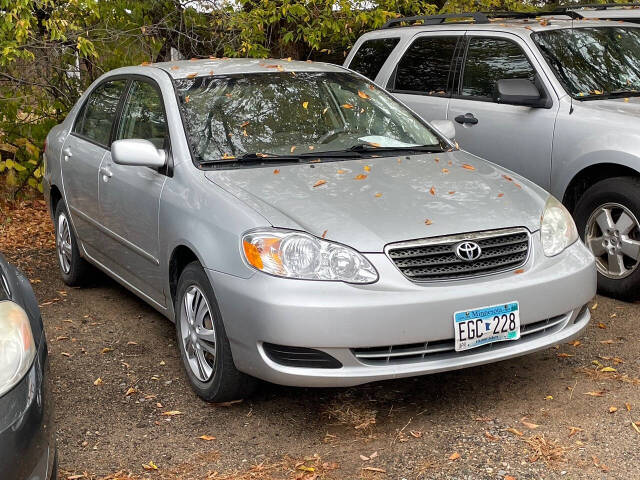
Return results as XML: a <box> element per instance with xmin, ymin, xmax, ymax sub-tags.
<box><xmin>74</xmin><ymin>79</ymin><xmax>127</xmax><ymax>147</ymax></box>
<box><xmin>349</xmin><ymin>37</ymin><xmax>400</xmax><ymax>80</ymax></box>
<box><xmin>392</xmin><ymin>36</ymin><xmax>459</xmax><ymax>95</ymax></box>
<box><xmin>461</xmin><ymin>37</ymin><xmax>536</xmax><ymax>100</ymax></box>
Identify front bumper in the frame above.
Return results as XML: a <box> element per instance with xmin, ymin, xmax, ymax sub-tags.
<box><xmin>0</xmin><ymin>334</ymin><xmax>56</xmax><ymax>480</ymax></box>
<box><xmin>210</xmin><ymin>235</ymin><xmax>596</xmax><ymax>387</ymax></box>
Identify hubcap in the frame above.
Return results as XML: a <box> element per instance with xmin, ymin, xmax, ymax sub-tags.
<box><xmin>179</xmin><ymin>285</ymin><xmax>217</xmax><ymax>382</ymax></box>
<box><xmin>585</xmin><ymin>202</ymin><xmax>640</xmax><ymax>279</ymax></box>
<box><xmin>56</xmin><ymin>213</ymin><xmax>73</xmax><ymax>274</ymax></box>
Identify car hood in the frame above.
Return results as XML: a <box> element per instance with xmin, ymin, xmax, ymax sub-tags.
<box><xmin>204</xmin><ymin>150</ymin><xmax>547</xmax><ymax>252</ymax></box>
<box><xmin>576</xmin><ymin>96</ymin><xmax>640</xmax><ymax>117</ymax></box>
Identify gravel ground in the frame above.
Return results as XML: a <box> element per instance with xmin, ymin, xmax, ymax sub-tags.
<box><xmin>7</xmin><ymin>248</ymin><xmax>640</xmax><ymax>480</ymax></box>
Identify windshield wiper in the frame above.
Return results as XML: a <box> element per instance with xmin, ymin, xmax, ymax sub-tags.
<box><xmin>199</xmin><ymin>152</ymin><xmax>303</xmax><ymax>166</ymax></box>
<box><xmin>577</xmin><ymin>90</ymin><xmax>640</xmax><ymax>101</ymax></box>
<box><xmin>347</xmin><ymin>144</ymin><xmax>445</xmax><ymax>154</ymax></box>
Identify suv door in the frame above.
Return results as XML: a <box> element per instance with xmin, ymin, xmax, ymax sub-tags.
<box><xmin>97</xmin><ymin>78</ymin><xmax>169</xmax><ymax>306</ymax></box>
<box><xmin>387</xmin><ymin>33</ymin><xmax>462</xmax><ymax>122</ymax></box>
<box><xmin>447</xmin><ymin>33</ymin><xmax>559</xmax><ymax>190</ymax></box>
<box><xmin>62</xmin><ymin>79</ymin><xmax>127</xmax><ymax>247</ymax></box>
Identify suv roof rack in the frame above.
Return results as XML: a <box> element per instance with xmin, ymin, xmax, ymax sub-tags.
<box><xmin>556</xmin><ymin>2</ymin><xmax>640</xmax><ymax>10</ymax></box>
<box><xmin>381</xmin><ymin>10</ymin><xmax>583</xmax><ymax>29</ymax></box>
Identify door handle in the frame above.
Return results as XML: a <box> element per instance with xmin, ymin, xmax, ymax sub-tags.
<box><xmin>100</xmin><ymin>166</ymin><xmax>113</xmax><ymax>181</ymax></box>
<box><xmin>454</xmin><ymin>113</ymin><xmax>479</xmax><ymax>125</ymax></box>
<box><xmin>63</xmin><ymin>147</ymin><xmax>73</xmax><ymax>162</ymax></box>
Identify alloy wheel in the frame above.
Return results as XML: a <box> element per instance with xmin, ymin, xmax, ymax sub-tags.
<box><xmin>56</xmin><ymin>213</ymin><xmax>73</xmax><ymax>274</ymax></box>
<box><xmin>179</xmin><ymin>285</ymin><xmax>217</xmax><ymax>382</ymax></box>
<box><xmin>585</xmin><ymin>202</ymin><xmax>640</xmax><ymax>279</ymax></box>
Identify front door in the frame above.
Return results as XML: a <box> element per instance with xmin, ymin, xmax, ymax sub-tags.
<box><xmin>61</xmin><ymin>79</ymin><xmax>127</xmax><ymax>248</ymax></box>
<box><xmin>447</xmin><ymin>33</ymin><xmax>559</xmax><ymax>190</ymax></box>
<box><xmin>98</xmin><ymin>79</ymin><xmax>169</xmax><ymax>305</ymax></box>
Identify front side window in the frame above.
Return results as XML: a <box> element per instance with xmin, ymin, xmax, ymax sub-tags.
<box><xmin>533</xmin><ymin>26</ymin><xmax>640</xmax><ymax>99</ymax></box>
<box><xmin>461</xmin><ymin>37</ymin><xmax>536</xmax><ymax>100</ymax></box>
<box><xmin>175</xmin><ymin>71</ymin><xmax>446</xmax><ymax>165</ymax></box>
<box><xmin>116</xmin><ymin>80</ymin><xmax>168</xmax><ymax>149</ymax></box>
<box><xmin>74</xmin><ymin>80</ymin><xmax>127</xmax><ymax>146</ymax></box>
<box><xmin>393</xmin><ymin>36</ymin><xmax>459</xmax><ymax>95</ymax></box>
<box><xmin>348</xmin><ymin>38</ymin><xmax>400</xmax><ymax>81</ymax></box>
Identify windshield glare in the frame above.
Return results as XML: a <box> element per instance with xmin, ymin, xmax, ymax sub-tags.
<box><xmin>533</xmin><ymin>27</ymin><xmax>640</xmax><ymax>99</ymax></box>
<box><xmin>174</xmin><ymin>71</ymin><xmax>445</xmax><ymax>164</ymax></box>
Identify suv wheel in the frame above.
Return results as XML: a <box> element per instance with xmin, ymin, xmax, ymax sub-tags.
<box><xmin>54</xmin><ymin>201</ymin><xmax>90</xmax><ymax>286</ymax></box>
<box><xmin>574</xmin><ymin>176</ymin><xmax>640</xmax><ymax>301</ymax></box>
<box><xmin>175</xmin><ymin>261</ymin><xmax>257</xmax><ymax>402</ymax></box>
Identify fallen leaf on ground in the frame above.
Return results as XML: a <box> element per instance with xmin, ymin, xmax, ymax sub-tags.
<box><xmin>449</xmin><ymin>452</ymin><xmax>461</xmax><ymax>461</ymax></box>
<box><xmin>410</xmin><ymin>430</ymin><xmax>423</xmax><ymax>438</ymax></box>
<box><xmin>198</xmin><ymin>435</ymin><xmax>216</xmax><ymax>441</ymax></box>
<box><xmin>505</xmin><ymin>427</ymin><xmax>523</xmax><ymax>436</ymax></box>
<box><xmin>125</xmin><ymin>387</ymin><xmax>137</xmax><ymax>396</ymax></box>
<box><xmin>585</xmin><ymin>390</ymin><xmax>606</xmax><ymax>397</ymax></box>
<box><xmin>625</xmin><ymin>402</ymin><xmax>632</xmax><ymax>411</ymax></box>
<box><xmin>362</xmin><ymin>466</ymin><xmax>386</xmax><ymax>473</ymax></box>
<box><xmin>143</xmin><ymin>461</ymin><xmax>158</xmax><ymax>470</ymax></box>
<box><xmin>568</xmin><ymin>426</ymin><xmax>583</xmax><ymax>437</ymax></box>
<box><xmin>93</xmin><ymin>377</ymin><xmax>103</xmax><ymax>386</ymax></box>
<box><xmin>212</xmin><ymin>399</ymin><xmax>243</xmax><ymax>407</ymax></box>
<box><xmin>597</xmin><ymin>322</ymin><xmax>607</xmax><ymax>329</ymax></box>
<box><xmin>161</xmin><ymin>410</ymin><xmax>183</xmax><ymax>416</ymax></box>
<box><xmin>484</xmin><ymin>431</ymin><xmax>499</xmax><ymax>441</ymax></box>
<box><xmin>601</xmin><ymin>366</ymin><xmax>617</xmax><ymax>372</ymax></box>
<box><xmin>557</xmin><ymin>353</ymin><xmax>574</xmax><ymax>358</ymax></box>
<box><xmin>609</xmin><ymin>406</ymin><xmax>618</xmax><ymax>413</ymax></box>
<box><xmin>591</xmin><ymin>302</ymin><xmax>598</xmax><ymax>310</ymax></box>
<box><xmin>569</xmin><ymin>340</ymin><xmax>581</xmax><ymax>347</ymax></box>
<box><xmin>521</xmin><ymin>418</ymin><xmax>540</xmax><ymax>430</ymax></box>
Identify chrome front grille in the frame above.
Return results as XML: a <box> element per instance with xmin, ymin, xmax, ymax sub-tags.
<box><xmin>352</xmin><ymin>314</ymin><xmax>567</xmax><ymax>365</ymax></box>
<box><xmin>386</xmin><ymin>228</ymin><xmax>530</xmax><ymax>281</ymax></box>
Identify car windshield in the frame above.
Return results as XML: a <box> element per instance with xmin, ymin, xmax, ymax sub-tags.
<box><xmin>532</xmin><ymin>26</ymin><xmax>640</xmax><ymax>99</ymax></box>
<box><xmin>174</xmin><ymin>71</ymin><xmax>446</xmax><ymax>165</ymax></box>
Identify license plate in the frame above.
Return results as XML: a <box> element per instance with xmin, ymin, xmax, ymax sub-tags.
<box><xmin>454</xmin><ymin>301</ymin><xmax>520</xmax><ymax>352</ymax></box>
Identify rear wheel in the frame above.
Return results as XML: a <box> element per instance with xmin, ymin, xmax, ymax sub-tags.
<box><xmin>54</xmin><ymin>201</ymin><xmax>90</xmax><ymax>287</ymax></box>
<box><xmin>574</xmin><ymin>176</ymin><xmax>640</xmax><ymax>301</ymax></box>
<box><xmin>175</xmin><ymin>261</ymin><xmax>257</xmax><ymax>402</ymax></box>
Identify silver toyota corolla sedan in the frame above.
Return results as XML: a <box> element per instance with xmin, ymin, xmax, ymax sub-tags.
<box><xmin>43</xmin><ymin>58</ymin><xmax>596</xmax><ymax>402</ymax></box>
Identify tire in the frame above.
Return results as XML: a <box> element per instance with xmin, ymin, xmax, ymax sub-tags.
<box><xmin>54</xmin><ymin>201</ymin><xmax>90</xmax><ymax>287</ymax></box>
<box><xmin>175</xmin><ymin>261</ymin><xmax>257</xmax><ymax>402</ymax></box>
<box><xmin>574</xmin><ymin>176</ymin><xmax>640</xmax><ymax>301</ymax></box>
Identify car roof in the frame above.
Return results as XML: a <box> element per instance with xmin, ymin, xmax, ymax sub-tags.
<box><xmin>360</xmin><ymin>15</ymin><xmax>637</xmax><ymax>39</ymax></box>
<box><xmin>139</xmin><ymin>58</ymin><xmax>346</xmax><ymax>80</ymax></box>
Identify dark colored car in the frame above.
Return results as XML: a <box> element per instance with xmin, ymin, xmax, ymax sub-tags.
<box><xmin>0</xmin><ymin>253</ymin><xmax>56</xmax><ymax>479</ymax></box>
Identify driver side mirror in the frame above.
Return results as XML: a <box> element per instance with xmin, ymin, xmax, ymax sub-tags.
<box><xmin>112</xmin><ymin>139</ymin><xmax>166</xmax><ymax>168</ymax></box>
<box><xmin>494</xmin><ymin>79</ymin><xmax>546</xmax><ymax>108</ymax></box>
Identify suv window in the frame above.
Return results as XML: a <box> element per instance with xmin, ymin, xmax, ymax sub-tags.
<box><xmin>393</xmin><ymin>36</ymin><xmax>459</xmax><ymax>95</ymax></box>
<box><xmin>461</xmin><ymin>37</ymin><xmax>536</xmax><ymax>100</ymax></box>
<box><xmin>74</xmin><ymin>79</ymin><xmax>127</xmax><ymax>147</ymax></box>
<box><xmin>116</xmin><ymin>80</ymin><xmax>168</xmax><ymax>149</ymax></box>
<box><xmin>349</xmin><ymin>37</ymin><xmax>400</xmax><ymax>81</ymax></box>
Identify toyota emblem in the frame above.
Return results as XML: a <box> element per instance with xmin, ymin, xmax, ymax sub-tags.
<box><xmin>455</xmin><ymin>241</ymin><xmax>482</xmax><ymax>261</ymax></box>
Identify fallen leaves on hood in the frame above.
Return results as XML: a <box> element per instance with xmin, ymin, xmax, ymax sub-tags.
<box><xmin>364</xmin><ymin>165</ymin><xmax>371</xmax><ymax>172</ymax></box>
<box><xmin>424</xmin><ymin>219</ymin><xmax>433</xmax><ymax>225</ymax></box>
<box><xmin>186</xmin><ymin>72</ymin><xmax>197</xmax><ymax>79</ymax></box>
<box><xmin>290</xmin><ymin>145</ymin><xmax>296</xmax><ymax>153</ymax></box>
<box><xmin>273</xmin><ymin>169</ymin><xmax>280</xmax><ymax>175</ymax></box>
<box><xmin>429</xmin><ymin>186</ymin><xmax>436</xmax><ymax>195</ymax></box>
<box><xmin>354</xmin><ymin>174</ymin><xmax>367</xmax><ymax>180</ymax></box>
<box><xmin>322</xmin><ymin>230</ymin><xmax>328</xmax><ymax>239</ymax></box>
<box><xmin>375</xmin><ymin>193</ymin><xmax>382</xmax><ymax>198</ymax></box>
<box><xmin>313</xmin><ymin>180</ymin><xmax>327</xmax><ymax>188</ymax></box>
<box><xmin>462</xmin><ymin>163</ymin><xmax>475</xmax><ymax>170</ymax></box>
<box><xmin>498</xmin><ymin>193</ymin><xmax>504</xmax><ymax>198</ymax></box>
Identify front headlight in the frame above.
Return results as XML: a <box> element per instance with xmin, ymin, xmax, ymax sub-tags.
<box><xmin>540</xmin><ymin>196</ymin><xmax>578</xmax><ymax>257</ymax></box>
<box><xmin>0</xmin><ymin>301</ymin><xmax>36</xmax><ymax>397</ymax></box>
<box><xmin>242</xmin><ymin>229</ymin><xmax>378</xmax><ymax>283</ymax></box>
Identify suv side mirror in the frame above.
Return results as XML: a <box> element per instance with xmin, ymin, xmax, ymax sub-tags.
<box><xmin>112</xmin><ymin>139</ymin><xmax>166</xmax><ymax>168</ymax></box>
<box><xmin>430</xmin><ymin>119</ymin><xmax>456</xmax><ymax>140</ymax></box>
<box><xmin>494</xmin><ymin>79</ymin><xmax>545</xmax><ymax>107</ymax></box>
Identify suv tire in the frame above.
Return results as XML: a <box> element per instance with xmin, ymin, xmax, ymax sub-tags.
<box><xmin>175</xmin><ymin>261</ymin><xmax>258</xmax><ymax>402</ymax></box>
<box><xmin>574</xmin><ymin>176</ymin><xmax>640</xmax><ymax>301</ymax></box>
<box><xmin>54</xmin><ymin>201</ymin><xmax>91</xmax><ymax>287</ymax></box>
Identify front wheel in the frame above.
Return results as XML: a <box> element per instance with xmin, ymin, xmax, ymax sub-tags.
<box><xmin>574</xmin><ymin>176</ymin><xmax>640</xmax><ymax>301</ymax></box>
<box><xmin>175</xmin><ymin>262</ymin><xmax>257</xmax><ymax>402</ymax></box>
<box><xmin>54</xmin><ymin>201</ymin><xmax>90</xmax><ymax>287</ymax></box>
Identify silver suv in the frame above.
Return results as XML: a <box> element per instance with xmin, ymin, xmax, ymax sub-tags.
<box><xmin>43</xmin><ymin>59</ymin><xmax>594</xmax><ymax>401</ymax></box>
<box><xmin>345</xmin><ymin>11</ymin><xmax>640</xmax><ymax>300</ymax></box>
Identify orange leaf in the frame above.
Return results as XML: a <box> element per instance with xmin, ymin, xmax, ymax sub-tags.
<box><xmin>441</xmin><ymin>168</ymin><xmax>449</xmax><ymax>174</ymax></box>
<box><xmin>448</xmin><ymin>191</ymin><xmax>455</xmax><ymax>195</ymax></box>
<box><xmin>514</xmin><ymin>268</ymin><xmax>524</xmax><ymax>274</ymax></box>
<box><xmin>429</xmin><ymin>186</ymin><xmax>436</xmax><ymax>196</ymax></box>
<box><xmin>557</xmin><ymin>353</ymin><xmax>574</xmax><ymax>358</ymax></box>
<box><xmin>505</xmin><ymin>427</ymin><xmax>523</xmax><ymax>436</ymax></box>
<box><xmin>598</xmin><ymin>322</ymin><xmax>607</xmax><ymax>329</ymax></box>
<box><xmin>358</xmin><ymin>90</ymin><xmax>370</xmax><ymax>99</ymax></box>
<box><xmin>375</xmin><ymin>193</ymin><xmax>382</xmax><ymax>198</ymax></box>
<box><xmin>502</xmin><ymin>174</ymin><xmax>513</xmax><ymax>182</ymax></box>
<box><xmin>364</xmin><ymin>165</ymin><xmax>371</xmax><ymax>172</ymax></box>
<box><xmin>313</xmin><ymin>180</ymin><xmax>326</xmax><ymax>188</ymax></box>
<box><xmin>585</xmin><ymin>390</ymin><xmax>606</xmax><ymax>397</ymax></box>
<box><xmin>198</xmin><ymin>435</ymin><xmax>216</xmax><ymax>441</ymax></box>
<box><xmin>273</xmin><ymin>169</ymin><xmax>280</xmax><ymax>175</ymax></box>
<box><xmin>186</xmin><ymin>73</ymin><xmax>197</xmax><ymax>79</ymax></box>
<box><xmin>609</xmin><ymin>406</ymin><xmax>618</xmax><ymax>413</ymax></box>
<box><xmin>354</xmin><ymin>174</ymin><xmax>367</xmax><ymax>180</ymax></box>
<box><xmin>497</xmin><ymin>193</ymin><xmax>504</xmax><ymax>198</ymax></box>
<box><xmin>170</xmin><ymin>66</ymin><xmax>180</xmax><ymax>70</ymax></box>
<box><xmin>449</xmin><ymin>452</ymin><xmax>460</xmax><ymax>461</ymax></box>
<box><xmin>221</xmin><ymin>153</ymin><xmax>235</xmax><ymax>160</ymax></box>
<box><xmin>140</xmin><ymin>61</ymin><xmax>151</xmax><ymax>66</ymax></box>
<box><xmin>322</xmin><ymin>230</ymin><xmax>328</xmax><ymax>239</ymax></box>
<box><xmin>462</xmin><ymin>163</ymin><xmax>475</xmax><ymax>170</ymax></box>
<box><xmin>161</xmin><ymin>410</ymin><xmax>183</xmax><ymax>416</ymax></box>
<box><xmin>520</xmin><ymin>418</ymin><xmax>540</xmax><ymax>429</ymax></box>
<box><xmin>424</xmin><ymin>219</ymin><xmax>433</xmax><ymax>225</ymax></box>
<box><xmin>568</xmin><ymin>426</ymin><xmax>583</xmax><ymax>437</ymax></box>
<box><xmin>341</xmin><ymin>103</ymin><xmax>354</xmax><ymax>109</ymax></box>
<box><xmin>337</xmin><ymin>169</ymin><xmax>346</xmax><ymax>174</ymax></box>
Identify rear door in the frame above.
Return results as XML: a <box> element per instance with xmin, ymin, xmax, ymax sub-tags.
<box><xmin>447</xmin><ymin>33</ymin><xmax>558</xmax><ymax>190</ymax></box>
<box><xmin>97</xmin><ymin>77</ymin><xmax>169</xmax><ymax>304</ymax></box>
<box><xmin>61</xmin><ymin>79</ymin><xmax>127</xmax><ymax>248</ymax></box>
<box><xmin>387</xmin><ymin>32</ymin><xmax>463</xmax><ymax>122</ymax></box>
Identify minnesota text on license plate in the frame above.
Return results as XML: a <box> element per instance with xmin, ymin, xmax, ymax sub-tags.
<box><xmin>454</xmin><ymin>302</ymin><xmax>520</xmax><ymax>352</ymax></box>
